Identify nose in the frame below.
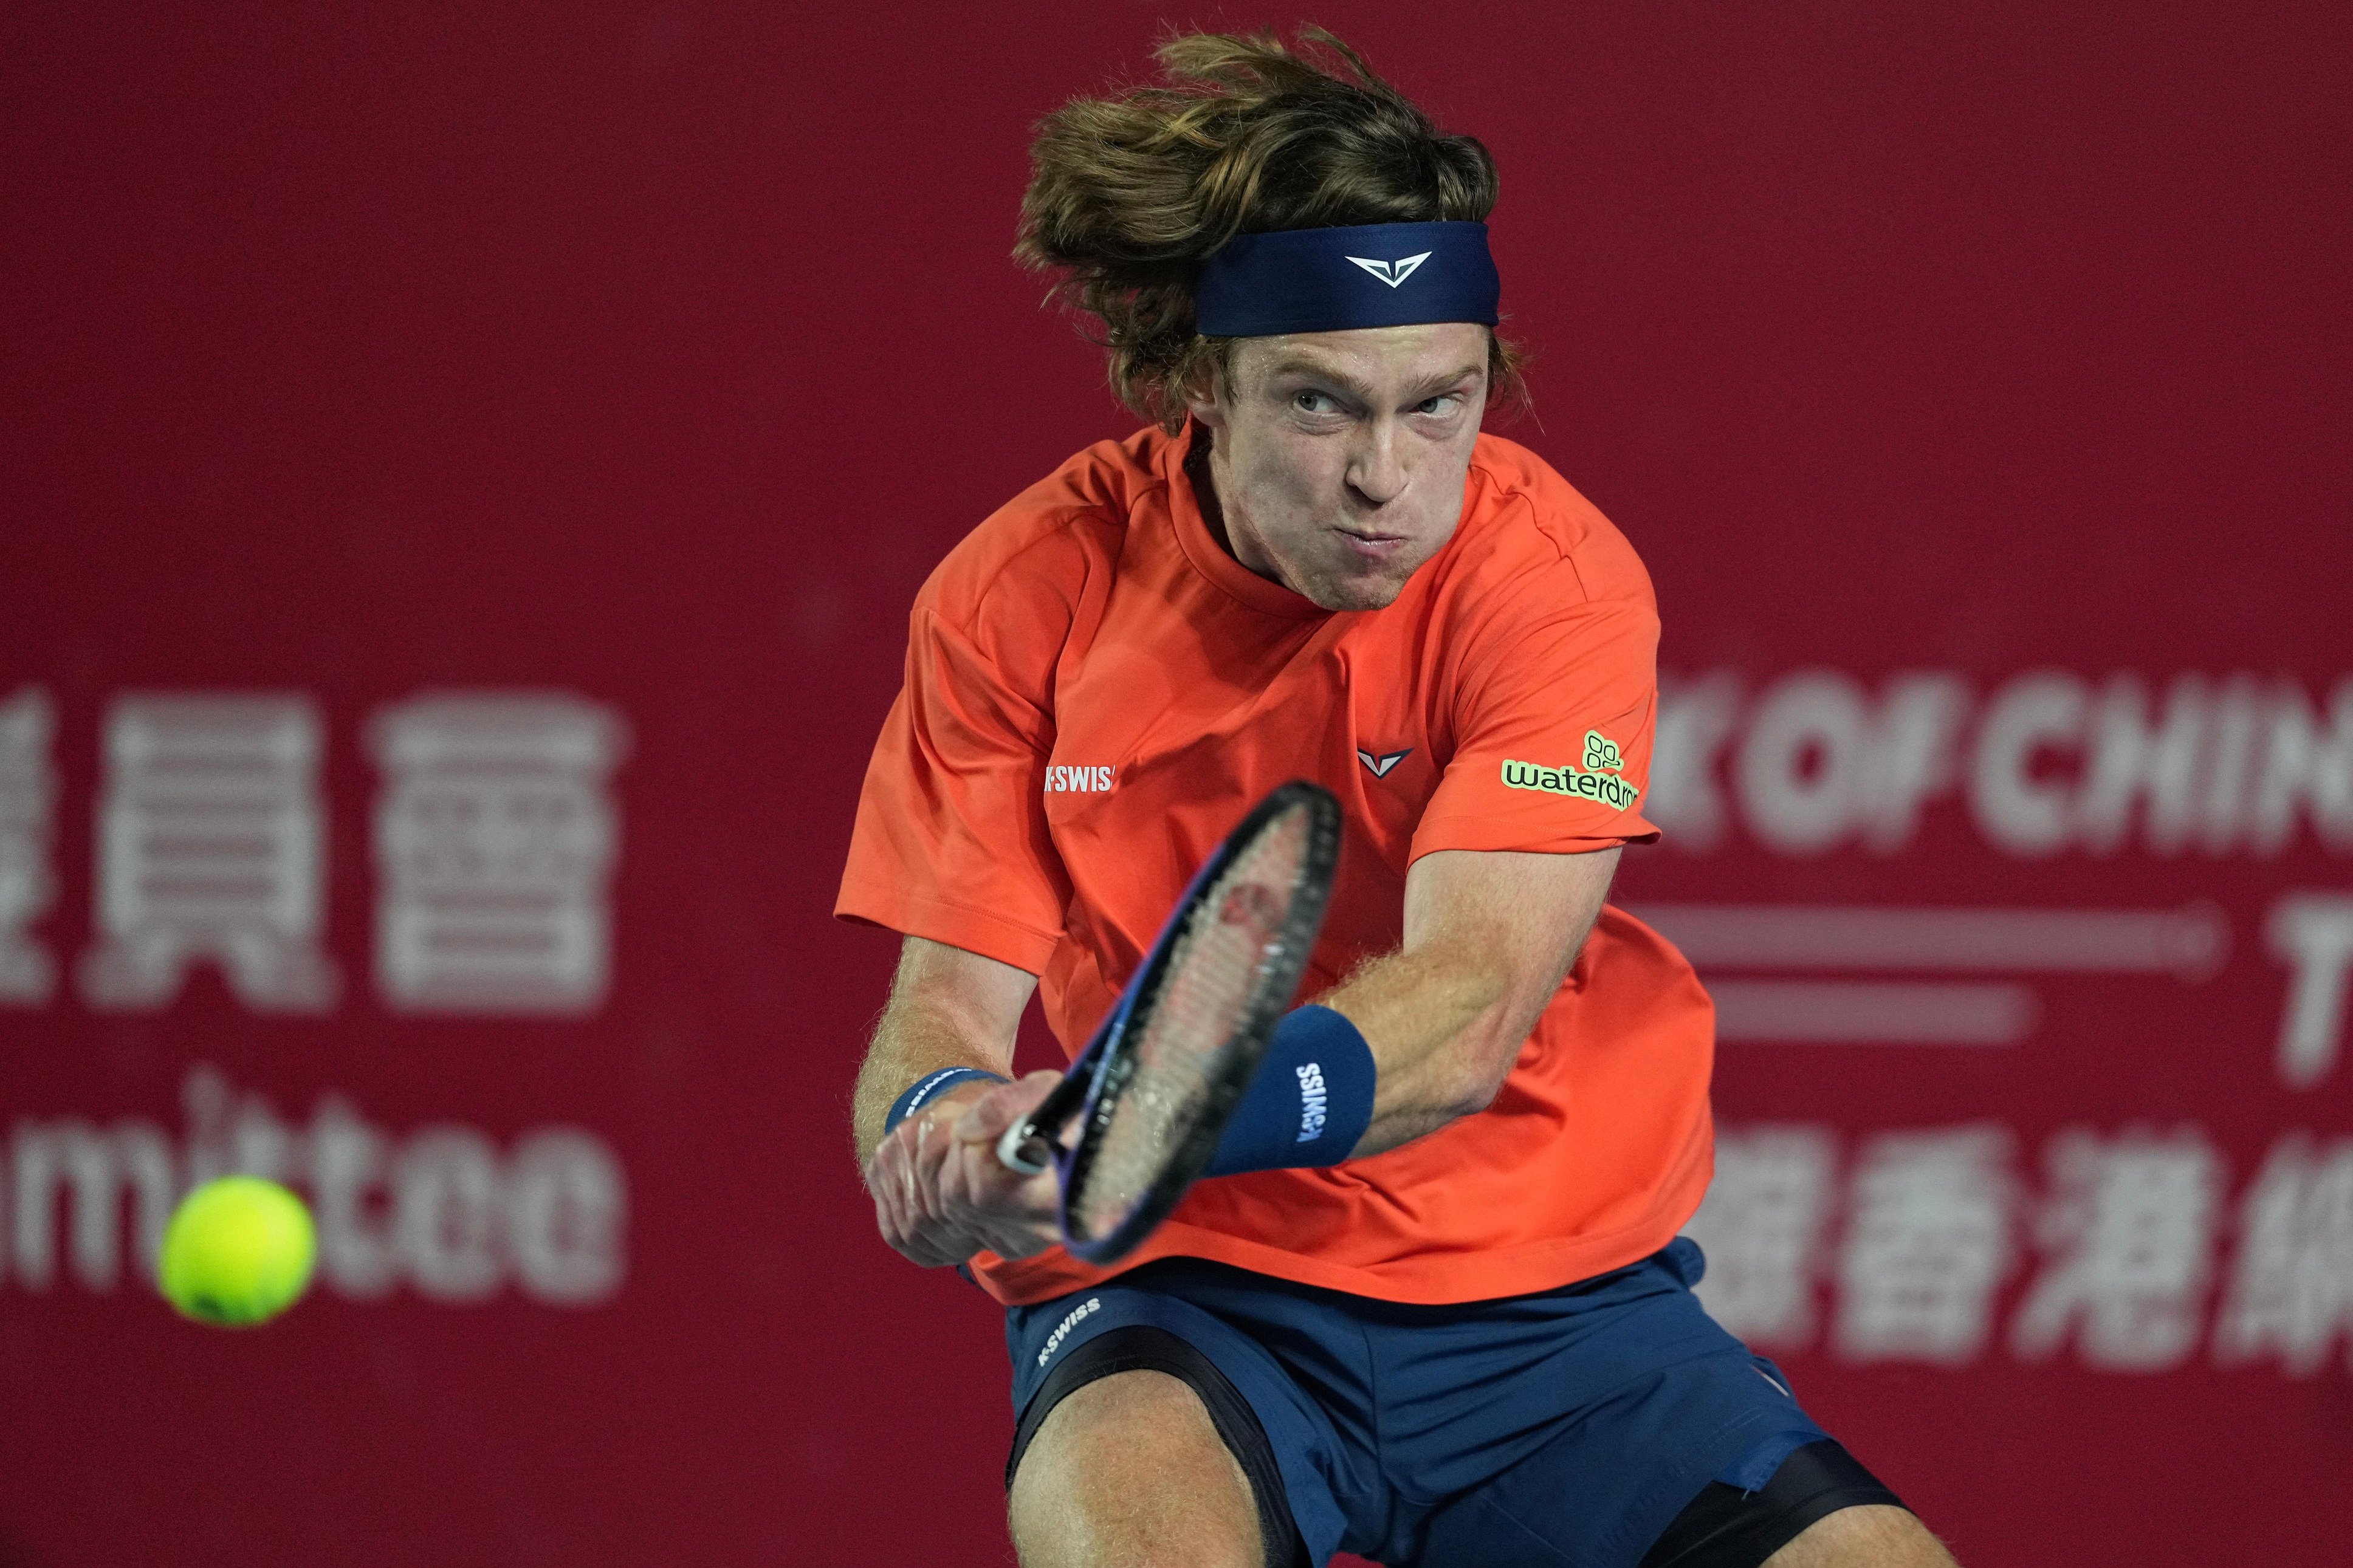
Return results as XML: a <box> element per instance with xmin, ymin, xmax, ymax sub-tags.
<box><xmin>1345</xmin><ymin>420</ymin><xmax>1407</xmax><ymax>509</ymax></box>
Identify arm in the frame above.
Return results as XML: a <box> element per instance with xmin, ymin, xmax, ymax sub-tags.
<box><xmin>854</xmin><ymin>936</ymin><xmax>1066</xmax><ymax>1266</ymax></box>
<box><xmin>1320</xmin><ymin>844</ymin><xmax>1620</xmax><ymax>1157</ymax></box>
<box><xmin>850</xmin><ymin>935</ymin><xmax>1032</xmax><ymax>1164</ymax></box>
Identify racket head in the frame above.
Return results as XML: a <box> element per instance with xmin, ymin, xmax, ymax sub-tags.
<box><xmin>1055</xmin><ymin>780</ymin><xmax>1342</xmax><ymax>1264</ymax></box>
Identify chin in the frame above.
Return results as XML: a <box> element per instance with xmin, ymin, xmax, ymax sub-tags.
<box><xmin>1304</xmin><ymin>573</ymin><xmax>1410</xmax><ymax>613</ymax></box>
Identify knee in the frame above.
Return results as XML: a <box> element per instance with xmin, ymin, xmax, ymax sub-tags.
<box><xmin>1009</xmin><ymin>1370</ymin><xmax>1263</xmax><ymax>1568</ymax></box>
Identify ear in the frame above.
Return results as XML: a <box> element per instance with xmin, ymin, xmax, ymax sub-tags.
<box><xmin>1182</xmin><ymin>374</ymin><xmax>1228</xmax><ymax>434</ymax></box>
<box><xmin>1180</xmin><ymin>342</ymin><xmax>1236</xmax><ymax>433</ymax></box>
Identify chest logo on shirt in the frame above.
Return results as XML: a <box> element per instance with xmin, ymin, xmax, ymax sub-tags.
<box><xmin>1356</xmin><ymin>747</ymin><xmax>1413</xmax><ymax>779</ymax></box>
<box><xmin>1502</xmin><ymin>731</ymin><xmax>1641</xmax><ymax>811</ymax></box>
<box><xmin>1045</xmin><ymin>764</ymin><xmax>1115</xmax><ymax>794</ymax></box>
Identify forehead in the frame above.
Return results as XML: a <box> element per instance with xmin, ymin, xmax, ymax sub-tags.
<box><xmin>1233</xmin><ymin>322</ymin><xmax>1489</xmax><ymax>388</ymax></box>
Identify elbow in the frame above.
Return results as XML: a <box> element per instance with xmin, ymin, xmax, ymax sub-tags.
<box><xmin>1438</xmin><ymin>1076</ymin><xmax>1506</xmax><ymax>1123</ymax></box>
<box><xmin>1434</xmin><ymin>1023</ymin><xmax>1523</xmax><ymax>1121</ymax></box>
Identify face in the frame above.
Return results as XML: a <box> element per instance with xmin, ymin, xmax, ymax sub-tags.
<box><xmin>1187</xmin><ymin>322</ymin><xmax>1489</xmax><ymax>612</ymax></box>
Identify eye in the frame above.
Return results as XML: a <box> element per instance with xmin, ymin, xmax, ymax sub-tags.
<box><xmin>1294</xmin><ymin>390</ymin><xmax>1338</xmax><ymax>414</ymax></box>
<box><xmin>1414</xmin><ymin>395</ymin><xmax>1458</xmax><ymax>417</ymax></box>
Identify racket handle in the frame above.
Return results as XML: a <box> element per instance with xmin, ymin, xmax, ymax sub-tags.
<box><xmin>995</xmin><ymin>1060</ymin><xmax>1092</xmax><ymax>1176</ymax></box>
<box><xmin>995</xmin><ymin>1118</ymin><xmax>1053</xmax><ymax>1176</ymax></box>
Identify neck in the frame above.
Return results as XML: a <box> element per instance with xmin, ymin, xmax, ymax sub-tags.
<box><xmin>1184</xmin><ymin>426</ymin><xmax>1280</xmax><ymax>585</ymax></box>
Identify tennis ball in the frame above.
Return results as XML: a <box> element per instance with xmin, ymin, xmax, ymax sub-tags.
<box><xmin>159</xmin><ymin>1176</ymin><xmax>317</xmax><ymax>1327</ymax></box>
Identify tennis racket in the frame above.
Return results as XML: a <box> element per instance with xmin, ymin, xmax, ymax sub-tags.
<box><xmin>995</xmin><ymin>779</ymin><xmax>1342</xmax><ymax>1265</ymax></box>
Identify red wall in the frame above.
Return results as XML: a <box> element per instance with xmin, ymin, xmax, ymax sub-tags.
<box><xmin>2</xmin><ymin>4</ymin><xmax>2346</xmax><ymax>1563</ymax></box>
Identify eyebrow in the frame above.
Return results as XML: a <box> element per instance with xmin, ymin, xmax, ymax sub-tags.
<box><xmin>1259</xmin><ymin>357</ymin><xmax>1487</xmax><ymax>403</ymax></box>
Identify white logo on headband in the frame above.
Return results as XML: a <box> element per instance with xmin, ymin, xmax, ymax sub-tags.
<box><xmin>1344</xmin><ymin>252</ymin><xmax>1433</xmax><ymax>288</ymax></box>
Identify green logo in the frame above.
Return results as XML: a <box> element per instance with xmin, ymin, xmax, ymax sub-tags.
<box><xmin>1501</xmin><ymin>731</ymin><xmax>1641</xmax><ymax>812</ymax></box>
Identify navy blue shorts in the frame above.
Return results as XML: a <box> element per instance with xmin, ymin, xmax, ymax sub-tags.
<box><xmin>1005</xmin><ymin>1240</ymin><xmax>1835</xmax><ymax>1568</ymax></box>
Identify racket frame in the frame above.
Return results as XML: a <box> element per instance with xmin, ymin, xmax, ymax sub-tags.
<box><xmin>994</xmin><ymin>779</ymin><xmax>1342</xmax><ymax>1265</ymax></box>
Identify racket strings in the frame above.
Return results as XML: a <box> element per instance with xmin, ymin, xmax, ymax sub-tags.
<box><xmin>1070</xmin><ymin>805</ymin><xmax>1314</xmax><ymax>1239</ymax></box>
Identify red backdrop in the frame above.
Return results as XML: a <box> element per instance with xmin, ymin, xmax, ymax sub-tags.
<box><xmin>3</xmin><ymin>4</ymin><xmax>2347</xmax><ymax>1564</ymax></box>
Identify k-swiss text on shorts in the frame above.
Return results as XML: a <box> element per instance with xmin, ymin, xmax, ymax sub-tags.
<box><xmin>1037</xmin><ymin>1296</ymin><xmax>1101</xmax><ymax>1366</ymax></box>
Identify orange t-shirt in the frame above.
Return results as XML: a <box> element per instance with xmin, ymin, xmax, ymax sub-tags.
<box><xmin>837</xmin><ymin>422</ymin><xmax>1715</xmax><ymax>1306</ymax></box>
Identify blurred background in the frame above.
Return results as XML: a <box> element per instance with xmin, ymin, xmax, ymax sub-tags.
<box><xmin>2</xmin><ymin>2</ymin><xmax>2346</xmax><ymax>1563</ymax></box>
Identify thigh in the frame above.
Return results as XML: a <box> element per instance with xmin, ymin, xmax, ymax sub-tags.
<box><xmin>1763</xmin><ymin>1503</ymin><xmax>1957</xmax><ymax>1568</ymax></box>
<box><xmin>1009</xmin><ymin>1367</ymin><xmax>1262</xmax><ymax>1568</ymax></box>
<box><xmin>1389</xmin><ymin>1243</ymin><xmax>1839</xmax><ymax>1568</ymax></box>
<box><xmin>1004</xmin><ymin>1276</ymin><xmax>1371</xmax><ymax>1566</ymax></box>
<box><xmin>1410</xmin><ymin>1341</ymin><xmax>1832</xmax><ymax>1568</ymax></box>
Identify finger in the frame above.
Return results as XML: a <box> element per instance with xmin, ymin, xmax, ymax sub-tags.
<box><xmin>879</xmin><ymin>1148</ymin><xmax>942</xmax><ymax>1258</ymax></box>
<box><xmin>871</xmin><ymin>1123</ymin><xmax>1005</xmax><ymax>1268</ymax></box>
<box><xmin>953</xmin><ymin>1069</ymin><xmax>1063</xmax><ymax>1145</ymax></box>
<box><xmin>875</xmin><ymin>1130</ymin><xmax>963</xmax><ymax>1264</ymax></box>
<box><xmin>865</xmin><ymin>1134</ymin><xmax>904</xmax><ymax>1213</ymax></box>
<box><xmin>868</xmin><ymin>1143</ymin><xmax>924</xmax><ymax>1256</ymax></box>
<box><xmin>899</xmin><ymin>1225</ymin><xmax>961</xmax><ymax>1268</ymax></box>
<box><xmin>909</xmin><ymin>1116</ymin><xmax>963</xmax><ymax>1220</ymax></box>
<box><xmin>876</xmin><ymin>1099</ymin><xmax>1061</xmax><ymax>1269</ymax></box>
<box><xmin>915</xmin><ymin>1114</ymin><xmax>955</xmax><ymax>1179</ymax></box>
<box><xmin>948</xmin><ymin>1128</ymin><xmax>1062</xmax><ymax>1213</ymax></box>
<box><xmin>939</xmin><ymin>1137</ymin><xmax>1062</xmax><ymax>1249</ymax></box>
<box><xmin>987</xmin><ymin>1225</ymin><xmax>1062</xmax><ymax>1262</ymax></box>
<box><xmin>973</xmin><ymin>1201</ymin><xmax>1063</xmax><ymax>1261</ymax></box>
<box><xmin>910</xmin><ymin>1121</ymin><xmax>994</xmax><ymax>1265</ymax></box>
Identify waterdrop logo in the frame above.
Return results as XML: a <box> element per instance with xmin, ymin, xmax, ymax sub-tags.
<box><xmin>1501</xmin><ymin>729</ymin><xmax>1643</xmax><ymax>812</ymax></box>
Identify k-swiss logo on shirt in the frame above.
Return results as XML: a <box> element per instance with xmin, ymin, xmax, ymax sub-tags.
<box><xmin>1344</xmin><ymin>252</ymin><xmax>1432</xmax><ymax>288</ymax></box>
<box><xmin>1357</xmin><ymin>747</ymin><xmax>1413</xmax><ymax>778</ymax></box>
<box><xmin>1044</xmin><ymin>765</ymin><xmax>1115</xmax><ymax>793</ymax></box>
<box><xmin>1501</xmin><ymin>730</ymin><xmax>1642</xmax><ymax>811</ymax></box>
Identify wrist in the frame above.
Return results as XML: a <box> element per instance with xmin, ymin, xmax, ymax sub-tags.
<box><xmin>1205</xmin><ymin>1005</ymin><xmax>1377</xmax><ymax>1177</ymax></box>
<box><xmin>884</xmin><ymin>1066</ymin><xmax>1009</xmax><ymax>1138</ymax></box>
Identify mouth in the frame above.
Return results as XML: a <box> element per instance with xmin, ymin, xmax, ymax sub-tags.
<box><xmin>1332</xmin><ymin>528</ymin><xmax>1410</xmax><ymax>562</ymax></box>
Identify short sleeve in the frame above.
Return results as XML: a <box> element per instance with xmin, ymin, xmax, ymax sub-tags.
<box><xmin>835</xmin><ymin>604</ymin><xmax>1071</xmax><ymax>973</ymax></box>
<box><xmin>1412</xmin><ymin>597</ymin><xmax>1662</xmax><ymax>860</ymax></box>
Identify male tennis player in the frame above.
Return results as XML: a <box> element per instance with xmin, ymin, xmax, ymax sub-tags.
<box><xmin>840</xmin><ymin>29</ymin><xmax>1958</xmax><ymax>1568</ymax></box>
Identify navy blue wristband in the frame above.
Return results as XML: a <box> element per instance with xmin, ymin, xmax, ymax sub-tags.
<box><xmin>1205</xmin><ymin>1005</ymin><xmax>1376</xmax><ymax>1177</ymax></box>
<box><xmin>883</xmin><ymin>1067</ymin><xmax>1009</xmax><ymax>1137</ymax></box>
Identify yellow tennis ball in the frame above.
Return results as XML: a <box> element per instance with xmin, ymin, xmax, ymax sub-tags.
<box><xmin>159</xmin><ymin>1176</ymin><xmax>317</xmax><ymax>1327</ymax></box>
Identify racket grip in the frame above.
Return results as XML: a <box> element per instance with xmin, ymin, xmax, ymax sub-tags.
<box><xmin>995</xmin><ymin>1117</ymin><xmax>1053</xmax><ymax>1176</ymax></box>
<box><xmin>993</xmin><ymin>1044</ymin><xmax>1096</xmax><ymax>1177</ymax></box>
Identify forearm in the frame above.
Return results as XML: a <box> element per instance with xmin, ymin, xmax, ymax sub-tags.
<box><xmin>853</xmin><ymin>936</ymin><xmax>1060</xmax><ymax>1268</ymax></box>
<box><xmin>1316</xmin><ymin>846</ymin><xmax>1619</xmax><ymax>1159</ymax></box>
<box><xmin>849</xmin><ymin>937</ymin><xmax>1032</xmax><ymax>1168</ymax></box>
<box><xmin>850</xmin><ymin>1005</ymin><xmax>1008</xmax><ymax>1167</ymax></box>
<box><xmin>1317</xmin><ymin>938</ymin><xmax>1529</xmax><ymax>1156</ymax></box>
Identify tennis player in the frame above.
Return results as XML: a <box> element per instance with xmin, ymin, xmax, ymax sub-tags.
<box><xmin>839</xmin><ymin>29</ymin><xmax>1959</xmax><ymax>1568</ymax></box>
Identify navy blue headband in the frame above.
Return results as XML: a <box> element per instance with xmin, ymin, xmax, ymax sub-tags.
<box><xmin>1193</xmin><ymin>221</ymin><xmax>1500</xmax><ymax>337</ymax></box>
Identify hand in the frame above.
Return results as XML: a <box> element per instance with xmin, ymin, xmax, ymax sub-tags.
<box><xmin>865</xmin><ymin>1070</ymin><xmax>1065</xmax><ymax>1267</ymax></box>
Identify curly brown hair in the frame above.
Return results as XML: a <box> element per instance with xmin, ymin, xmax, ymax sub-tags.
<box><xmin>1015</xmin><ymin>27</ymin><xmax>1525</xmax><ymax>433</ymax></box>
